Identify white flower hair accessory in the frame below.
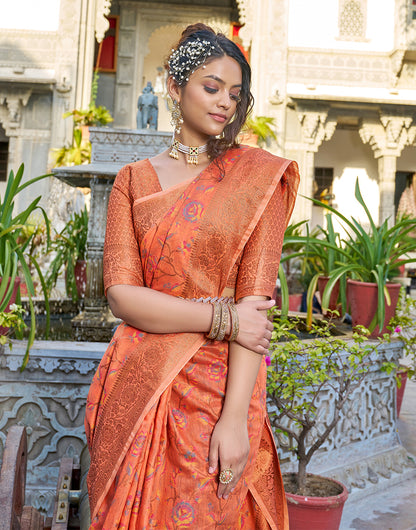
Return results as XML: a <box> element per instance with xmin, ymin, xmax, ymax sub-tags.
<box><xmin>168</xmin><ymin>38</ymin><xmax>216</xmax><ymax>85</ymax></box>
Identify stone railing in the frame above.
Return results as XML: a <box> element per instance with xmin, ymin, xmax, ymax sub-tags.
<box><xmin>0</xmin><ymin>340</ymin><xmax>106</xmax><ymax>515</ymax></box>
<box><xmin>271</xmin><ymin>339</ymin><xmax>416</xmax><ymax>499</ymax></box>
<box><xmin>0</xmin><ymin>338</ymin><xmax>415</xmax><ymax>515</ymax></box>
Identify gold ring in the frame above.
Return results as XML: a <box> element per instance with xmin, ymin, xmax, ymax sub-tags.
<box><xmin>219</xmin><ymin>468</ymin><xmax>233</xmax><ymax>485</ymax></box>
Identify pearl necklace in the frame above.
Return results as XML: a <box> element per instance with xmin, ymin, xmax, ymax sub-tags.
<box><xmin>169</xmin><ymin>138</ymin><xmax>208</xmax><ymax>165</ymax></box>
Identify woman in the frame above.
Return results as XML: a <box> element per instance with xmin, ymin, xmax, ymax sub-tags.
<box><xmin>85</xmin><ymin>23</ymin><xmax>299</xmax><ymax>529</ymax></box>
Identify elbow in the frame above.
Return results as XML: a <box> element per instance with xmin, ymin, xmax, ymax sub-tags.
<box><xmin>107</xmin><ymin>287</ymin><xmax>123</xmax><ymax>319</ymax></box>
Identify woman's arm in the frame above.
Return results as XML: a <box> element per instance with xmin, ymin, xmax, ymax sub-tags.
<box><xmin>208</xmin><ymin>295</ymin><xmax>269</xmax><ymax>499</ymax></box>
<box><xmin>107</xmin><ymin>284</ymin><xmax>273</xmax><ymax>354</ymax></box>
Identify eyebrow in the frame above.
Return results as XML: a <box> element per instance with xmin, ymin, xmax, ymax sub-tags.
<box><xmin>203</xmin><ymin>74</ymin><xmax>242</xmax><ymax>88</ymax></box>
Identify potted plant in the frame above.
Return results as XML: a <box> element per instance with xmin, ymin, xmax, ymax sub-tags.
<box><xmin>0</xmin><ymin>303</ymin><xmax>26</xmax><ymax>344</ymax></box>
<box><xmin>46</xmin><ymin>206</ymin><xmax>88</xmax><ymax>302</ymax></box>
<box><xmin>385</xmin><ymin>290</ymin><xmax>416</xmax><ymax>416</ymax></box>
<box><xmin>306</xmin><ymin>179</ymin><xmax>416</xmax><ymax>336</ymax></box>
<box><xmin>267</xmin><ymin>312</ymin><xmax>395</xmax><ymax>529</ymax></box>
<box><xmin>52</xmin><ymin>72</ymin><xmax>113</xmax><ymax>167</ymax></box>
<box><xmin>0</xmin><ymin>164</ymin><xmax>51</xmax><ymax>368</ymax></box>
<box><xmin>240</xmin><ymin>115</ymin><xmax>277</xmax><ymax>147</ymax></box>
<box><xmin>277</xmin><ymin>220</ymin><xmax>308</xmax><ymax>316</ymax></box>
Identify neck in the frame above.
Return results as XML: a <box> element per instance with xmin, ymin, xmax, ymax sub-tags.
<box><xmin>169</xmin><ymin>135</ymin><xmax>210</xmax><ymax>165</ymax></box>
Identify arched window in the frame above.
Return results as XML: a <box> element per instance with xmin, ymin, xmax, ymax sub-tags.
<box><xmin>338</xmin><ymin>0</ymin><xmax>367</xmax><ymax>41</ymax></box>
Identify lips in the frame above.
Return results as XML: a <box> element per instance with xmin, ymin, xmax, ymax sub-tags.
<box><xmin>209</xmin><ymin>113</ymin><xmax>227</xmax><ymax>123</ymax></box>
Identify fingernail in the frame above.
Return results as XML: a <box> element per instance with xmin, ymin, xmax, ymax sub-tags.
<box><xmin>209</xmin><ymin>466</ymin><xmax>214</xmax><ymax>474</ymax></box>
<box><xmin>223</xmin><ymin>494</ymin><xmax>229</xmax><ymax>499</ymax></box>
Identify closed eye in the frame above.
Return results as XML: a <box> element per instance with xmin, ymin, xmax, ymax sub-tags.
<box><xmin>204</xmin><ymin>86</ymin><xmax>218</xmax><ymax>94</ymax></box>
<box><xmin>204</xmin><ymin>86</ymin><xmax>241</xmax><ymax>103</ymax></box>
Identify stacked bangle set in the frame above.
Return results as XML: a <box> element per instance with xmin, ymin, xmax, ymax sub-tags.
<box><xmin>206</xmin><ymin>301</ymin><xmax>239</xmax><ymax>342</ymax></box>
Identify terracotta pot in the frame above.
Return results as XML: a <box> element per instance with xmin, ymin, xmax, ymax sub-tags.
<box><xmin>396</xmin><ymin>367</ymin><xmax>408</xmax><ymax>418</ymax></box>
<box><xmin>276</xmin><ymin>293</ymin><xmax>303</xmax><ymax>312</ymax></box>
<box><xmin>346</xmin><ymin>279</ymin><xmax>401</xmax><ymax>337</ymax></box>
<box><xmin>285</xmin><ymin>473</ymin><xmax>348</xmax><ymax>530</ymax></box>
<box><xmin>317</xmin><ymin>276</ymin><xmax>340</xmax><ymax>313</ymax></box>
<box><xmin>0</xmin><ymin>277</ymin><xmax>21</xmax><ymax>335</ymax></box>
<box><xmin>74</xmin><ymin>259</ymin><xmax>87</xmax><ymax>298</ymax></box>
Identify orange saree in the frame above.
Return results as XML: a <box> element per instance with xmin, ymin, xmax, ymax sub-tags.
<box><xmin>85</xmin><ymin>146</ymin><xmax>299</xmax><ymax>529</ymax></box>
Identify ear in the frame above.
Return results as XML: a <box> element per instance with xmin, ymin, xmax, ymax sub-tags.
<box><xmin>167</xmin><ymin>76</ymin><xmax>181</xmax><ymax>103</ymax></box>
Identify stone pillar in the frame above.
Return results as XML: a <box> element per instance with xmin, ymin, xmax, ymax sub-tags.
<box><xmin>113</xmin><ymin>3</ymin><xmax>138</xmax><ymax>128</ymax></box>
<box><xmin>240</xmin><ymin>0</ymin><xmax>289</xmax><ymax>155</ymax></box>
<box><xmin>359</xmin><ymin>111</ymin><xmax>416</xmax><ymax>225</ymax></box>
<box><xmin>294</xmin><ymin>104</ymin><xmax>337</xmax><ymax>222</ymax></box>
<box><xmin>378</xmin><ymin>154</ymin><xmax>397</xmax><ymax>223</ymax></box>
<box><xmin>71</xmin><ymin>178</ymin><xmax>118</xmax><ymax>341</ymax></box>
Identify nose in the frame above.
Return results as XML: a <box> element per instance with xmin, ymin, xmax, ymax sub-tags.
<box><xmin>217</xmin><ymin>89</ymin><xmax>232</xmax><ymax>110</ymax></box>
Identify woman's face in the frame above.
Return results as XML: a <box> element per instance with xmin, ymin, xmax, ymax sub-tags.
<box><xmin>171</xmin><ymin>55</ymin><xmax>242</xmax><ymax>143</ymax></box>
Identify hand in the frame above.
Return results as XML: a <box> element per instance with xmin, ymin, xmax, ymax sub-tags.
<box><xmin>208</xmin><ymin>415</ymin><xmax>250</xmax><ymax>499</ymax></box>
<box><xmin>235</xmin><ymin>299</ymin><xmax>274</xmax><ymax>355</ymax></box>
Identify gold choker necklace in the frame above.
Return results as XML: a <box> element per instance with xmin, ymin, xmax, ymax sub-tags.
<box><xmin>169</xmin><ymin>139</ymin><xmax>208</xmax><ymax>165</ymax></box>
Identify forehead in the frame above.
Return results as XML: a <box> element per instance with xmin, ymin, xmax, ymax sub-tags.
<box><xmin>192</xmin><ymin>55</ymin><xmax>242</xmax><ymax>85</ymax></box>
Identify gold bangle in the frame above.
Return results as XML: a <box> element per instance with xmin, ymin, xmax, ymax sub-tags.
<box><xmin>216</xmin><ymin>302</ymin><xmax>230</xmax><ymax>341</ymax></box>
<box><xmin>227</xmin><ymin>303</ymin><xmax>239</xmax><ymax>342</ymax></box>
<box><xmin>206</xmin><ymin>301</ymin><xmax>222</xmax><ymax>340</ymax></box>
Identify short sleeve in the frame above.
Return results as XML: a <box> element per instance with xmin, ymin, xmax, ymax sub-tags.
<box><xmin>235</xmin><ymin>163</ymin><xmax>298</xmax><ymax>301</ymax></box>
<box><xmin>103</xmin><ymin>165</ymin><xmax>144</xmax><ymax>295</ymax></box>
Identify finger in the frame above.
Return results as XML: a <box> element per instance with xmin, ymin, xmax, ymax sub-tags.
<box><xmin>220</xmin><ymin>468</ymin><xmax>243</xmax><ymax>499</ymax></box>
<box><xmin>208</xmin><ymin>440</ymin><xmax>219</xmax><ymax>474</ymax></box>
<box><xmin>218</xmin><ymin>467</ymin><xmax>234</xmax><ymax>499</ymax></box>
<box><xmin>254</xmin><ymin>299</ymin><xmax>275</xmax><ymax>311</ymax></box>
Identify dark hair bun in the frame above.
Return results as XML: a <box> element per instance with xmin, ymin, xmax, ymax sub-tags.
<box><xmin>178</xmin><ymin>23</ymin><xmax>215</xmax><ymax>45</ymax></box>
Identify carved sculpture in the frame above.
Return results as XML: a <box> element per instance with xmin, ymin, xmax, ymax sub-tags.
<box><xmin>136</xmin><ymin>82</ymin><xmax>158</xmax><ymax>130</ymax></box>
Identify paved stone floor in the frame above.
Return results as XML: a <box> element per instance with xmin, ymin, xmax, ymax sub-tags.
<box><xmin>340</xmin><ymin>372</ymin><xmax>416</xmax><ymax>530</ymax></box>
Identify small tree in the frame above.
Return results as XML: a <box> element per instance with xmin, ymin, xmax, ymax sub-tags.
<box><xmin>266</xmin><ymin>311</ymin><xmax>396</xmax><ymax>495</ymax></box>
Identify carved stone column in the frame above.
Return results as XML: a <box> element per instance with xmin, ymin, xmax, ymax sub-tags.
<box><xmin>359</xmin><ymin>111</ymin><xmax>416</xmax><ymax>224</ymax></box>
<box><xmin>113</xmin><ymin>3</ymin><xmax>138</xmax><ymax>128</ymax></box>
<box><xmin>71</xmin><ymin>178</ymin><xmax>117</xmax><ymax>341</ymax></box>
<box><xmin>378</xmin><ymin>155</ymin><xmax>397</xmax><ymax>223</ymax></box>
<box><xmin>295</xmin><ymin>105</ymin><xmax>337</xmax><ymax>221</ymax></box>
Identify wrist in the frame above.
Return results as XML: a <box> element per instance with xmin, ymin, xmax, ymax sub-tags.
<box><xmin>220</xmin><ymin>402</ymin><xmax>249</xmax><ymax>422</ymax></box>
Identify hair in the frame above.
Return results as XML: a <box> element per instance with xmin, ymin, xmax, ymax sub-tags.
<box><xmin>166</xmin><ymin>23</ymin><xmax>254</xmax><ymax>161</ymax></box>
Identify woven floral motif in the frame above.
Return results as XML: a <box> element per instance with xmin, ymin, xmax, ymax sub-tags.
<box><xmin>85</xmin><ymin>147</ymin><xmax>299</xmax><ymax>528</ymax></box>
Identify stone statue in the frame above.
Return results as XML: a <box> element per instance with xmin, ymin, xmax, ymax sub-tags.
<box><xmin>136</xmin><ymin>82</ymin><xmax>158</xmax><ymax>130</ymax></box>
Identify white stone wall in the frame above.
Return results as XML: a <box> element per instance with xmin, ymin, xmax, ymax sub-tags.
<box><xmin>288</xmin><ymin>0</ymin><xmax>395</xmax><ymax>52</ymax></box>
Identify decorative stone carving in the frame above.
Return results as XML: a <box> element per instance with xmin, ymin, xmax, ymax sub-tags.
<box><xmin>288</xmin><ymin>50</ymin><xmax>391</xmax><ymax>87</ymax></box>
<box><xmin>390</xmin><ymin>48</ymin><xmax>406</xmax><ymax>86</ymax></box>
<box><xmin>0</xmin><ymin>340</ymin><xmax>106</xmax><ymax>516</ymax></box>
<box><xmin>338</xmin><ymin>0</ymin><xmax>368</xmax><ymax>41</ymax></box>
<box><xmin>95</xmin><ymin>0</ymin><xmax>112</xmax><ymax>43</ymax></box>
<box><xmin>296</xmin><ymin>106</ymin><xmax>337</xmax><ymax>152</ymax></box>
<box><xmin>53</xmin><ymin>128</ymin><xmax>171</xmax><ymax>340</ymax></box>
<box><xmin>0</xmin><ymin>88</ymin><xmax>32</xmax><ymax>133</ymax></box>
<box><xmin>236</xmin><ymin>0</ymin><xmax>254</xmax><ymax>50</ymax></box>
<box><xmin>359</xmin><ymin>112</ymin><xmax>415</xmax><ymax>158</ymax></box>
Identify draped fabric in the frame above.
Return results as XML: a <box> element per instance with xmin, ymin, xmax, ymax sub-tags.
<box><xmin>85</xmin><ymin>146</ymin><xmax>300</xmax><ymax>529</ymax></box>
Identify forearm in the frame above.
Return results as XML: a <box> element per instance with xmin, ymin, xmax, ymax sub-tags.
<box><xmin>221</xmin><ymin>296</ymin><xmax>268</xmax><ymax>420</ymax></box>
<box><xmin>221</xmin><ymin>341</ymin><xmax>262</xmax><ymax>420</ymax></box>
<box><xmin>107</xmin><ymin>284</ymin><xmax>212</xmax><ymax>334</ymax></box>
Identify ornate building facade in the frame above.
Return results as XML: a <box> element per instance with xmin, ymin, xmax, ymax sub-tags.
<box><xmin>1</xmin><ymin>0</ymin><xmax>415</xmax><ymax>226</ymax></box>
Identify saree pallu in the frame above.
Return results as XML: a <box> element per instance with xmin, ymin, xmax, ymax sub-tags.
<box><xmin>85</xmin><ymin>146</ymin><xmax>299</xmax><ymax>529</ymax></box>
